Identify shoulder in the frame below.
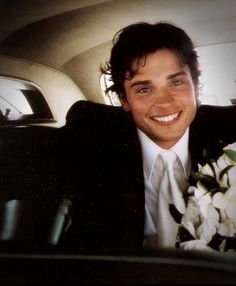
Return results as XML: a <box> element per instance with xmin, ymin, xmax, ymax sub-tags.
<box><xmin>197</xmin><ymin>104</ymin><xmax>236</xmax><ymax>117</ymax></box>
<box><xmin>64</xmin><ymin>100</ymin><xmax>137</xmax><ymax>137</ymax></box>
<box><xmin>65</xmin><ymin>100</ymin><xmax>124</xmax><ymax>124</ymax></box>
<box><xmin>65</xmin><ymin>100</ymin><xmax>132</xmax><ymax>127</ymax></box>
<box><xmin>193</xmin><ymin>104</ymin><xmax>236</xmax><ymax>127</ymax></box>
<box><xmin>191</xmin><ymin>103</ymin><xmax>236</xmax><ymax>142</ymax></box>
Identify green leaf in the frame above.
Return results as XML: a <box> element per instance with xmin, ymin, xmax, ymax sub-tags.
<box><xmin>208</xmin><ymin>233</ymin><xmax>225</xmax><ymax>250</ymax></box>
<box><xmin>192</xmin><ymin>173</ymin><xmax>219</xmax><ymax>191</ymax></box>
<box><xmin>208</xmin><ymin>160</ymin><xmax>217</xmax><ymax>178</ymax></box>
<box><xmin>224</xmin><ymin>149</ymin><xmax>236</xmax><ymax>162</ymax></box>
<box><xmin>192</xmin><ymin>173</ymin><xmax>212</xmax><ymax>181</ymax></box>
<box><xmin>208</xmin><ymin>187</ymin><xmax>220</xmax><ymax>194</ymax></box>
<box><xmin>169</xmin><ymin>204</ymin><xmax>183</xmax><ymax>223</ymax></box>
<box><xmin>219</xmin><ymin>165</ymin><xmax>233</xmax><ymax>182</ymax></box>
<box><xmin>178</xmin><ymin>226</ymin><xmax>195</xmax><ymax>242</ymax></box>
<box><xmin>219</xmin><ymin>187</ymin><xmax>228</xmax><ymax>194</ymax></box>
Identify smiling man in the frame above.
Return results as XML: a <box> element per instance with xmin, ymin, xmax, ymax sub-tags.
<box><xmin>121</xmin><ymin>49</ymin><xmax>197</xmax><ymax>149</ymax></box>
<box><xmin>60</xmin><ymin>22</ymin><xmax>236</xmax><ymax>254</ymax></box>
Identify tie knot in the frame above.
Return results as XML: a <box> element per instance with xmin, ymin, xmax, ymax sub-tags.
<box><xmin>159</xmin><ymin>151</ymin><xmax>177</xmax><ymax>171</ymax></box>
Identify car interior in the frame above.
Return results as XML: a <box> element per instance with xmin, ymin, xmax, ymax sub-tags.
<box><xmin>1</xmin><ymin>0</ymin><xmax>236</xmax><ymax>284</ymax></box>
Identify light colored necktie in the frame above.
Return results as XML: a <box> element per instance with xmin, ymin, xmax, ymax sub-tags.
<box><xmin>155</xmin><ymin>151</ymin><xmax>186</xmax><ymax>248</ymax></box>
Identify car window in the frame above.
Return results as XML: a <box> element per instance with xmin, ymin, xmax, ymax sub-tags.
<box><xmin>197</xmin><ymin>42</ymin><xmax>236</xmax><ymax>106</ymax></box>
<box><xmin>100</xmin><ymin>73</ymin><xmax>121</xmax><ymax>106</ymax></box>
<box><xmin>0</xmin><ymin>76</ymin><xmax>54</xmax><ymax>125</ymax></box>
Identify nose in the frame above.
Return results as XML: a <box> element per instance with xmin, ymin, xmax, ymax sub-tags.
<box><xmin>153</xmin><ymin>87</ymin><xmax>174</xmax><ymax>105</ymax></box>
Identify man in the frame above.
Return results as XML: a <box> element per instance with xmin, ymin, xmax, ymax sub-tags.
<box><xmin>60</xmin><ymin>22</ymin><xmax>236</xmax><ymax>255</ymax></box>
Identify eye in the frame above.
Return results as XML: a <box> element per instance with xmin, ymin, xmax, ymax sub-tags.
<box><xmin>171</xmin><ymin>79</ymin><xmax>184</xmax><ymax>87</ymax></box>
<box><xmin>137</xmin><ymin>87</ymin><xmax>152</xmax><ymax>94</ymax></box>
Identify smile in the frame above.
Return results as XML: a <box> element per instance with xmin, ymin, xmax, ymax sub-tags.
<box><xmin>152</xmin><ymin>112</ymin><xmax>180</xmax><ymax>123</ymax></box>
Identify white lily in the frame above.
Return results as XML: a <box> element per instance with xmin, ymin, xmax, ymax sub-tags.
<box><xmin>177</xmin><ymin>142</ymin><xmax>236</xmax><ymax>252</ymax></box>
<box><xmin>213</xmin><ymin>187</ymin><xmax>236</xmax><ymax>219</ymax></box>
<box><xmin>228</xmin><ymin>166</ymin><xmax>236</xmax><ymax>187</ymax></box>
<box><xmin>179</xmin><ymin>239</ymin><xmax>215</xmax><ymax>251</ymax></box>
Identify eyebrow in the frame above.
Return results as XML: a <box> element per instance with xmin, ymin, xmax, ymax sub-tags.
<box><xmin>130</xmin><ymin>80</ymin><xmax>151</xmax><ymax>88</ymax></box>
<box><xmin>129</xmin><ymin>71</ymin><xmax>188</xmax><ymax>88</ymax></box>
<box><xmin>167</xmin><ymin>71</ymin><xmax>188</xmax><ymax>80</ymax></box>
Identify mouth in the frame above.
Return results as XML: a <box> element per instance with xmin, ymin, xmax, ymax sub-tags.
<box><xmin>151</xmin><ymin>111</ymin><xmax>181</xmax><ymax>124</ymax></box>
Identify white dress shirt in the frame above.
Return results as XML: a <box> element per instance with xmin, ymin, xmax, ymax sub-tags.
<box><xmin>137</xmin><ymin>128</ymin><xmax>191</xmax><ymax>237</ymax></box>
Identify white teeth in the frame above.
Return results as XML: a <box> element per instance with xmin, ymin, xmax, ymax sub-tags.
<box><xmin>153</xmin><ymin>112</ymin><xmax>179</xmax><ymax>122</ymax></box>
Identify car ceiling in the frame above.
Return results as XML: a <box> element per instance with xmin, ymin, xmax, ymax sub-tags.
<box><xmin>1</xmin><ymin>0</ymin><xmax>236</xmax><ymax>103</ymax></box>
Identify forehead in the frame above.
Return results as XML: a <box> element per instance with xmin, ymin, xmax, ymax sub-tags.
<box><xmin>127</xmin><ymin>49</ymin><xmax>188</xmax><ymax>79</ymax></box>
<box><xmin>133</xmin><ymin>49</ymin><xmax>182</xmax><ymax>69</ymax></box>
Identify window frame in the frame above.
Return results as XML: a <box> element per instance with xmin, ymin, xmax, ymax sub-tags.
<box><xmin>0</xmin><ymin>75</ymin><xmax>56</xmax><ymax>126</ymax></box>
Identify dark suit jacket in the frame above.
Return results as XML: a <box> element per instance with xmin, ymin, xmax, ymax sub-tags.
<box><xmin>59</xmin><ymin>100</ymin><xmax>236</xmax><ymax>255</ymax></box>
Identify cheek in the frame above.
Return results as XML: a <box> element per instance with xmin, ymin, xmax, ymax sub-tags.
<box><xmin>180</xmin><ymin>90</ymin><xmax>197</xmax><ymax>109</ymax></box>
<box><xmin>129</xmin><ymin>100</ymin><xmax>147</xmax><ymax>115</ymax></box>
<box><xmin>128</xmin><ymin>103</ymin><xmax>147</xmax><ymax>124</ymax></box>
<box><xmin>186</xmin><ymin>102</ymin><xmax>197</xmax><ymax>123</ymax></box>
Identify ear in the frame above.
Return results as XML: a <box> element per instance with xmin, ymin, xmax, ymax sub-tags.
<box><xmin>120</xmin><ymin>97</ymin><xmax>131</xmax><ymax>112</ymax></box>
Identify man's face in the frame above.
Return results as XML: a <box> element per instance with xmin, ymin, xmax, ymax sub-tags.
<box><xmin>122</xmin><ymin>49</ymin><xmax>198</xmax><ymax>149</ymax></box>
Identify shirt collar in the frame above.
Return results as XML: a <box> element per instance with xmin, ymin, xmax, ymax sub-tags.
<box><xmin>137</xmin><ymin>127</ymin><xmax>190</xmax><ymax>180</ymax></box>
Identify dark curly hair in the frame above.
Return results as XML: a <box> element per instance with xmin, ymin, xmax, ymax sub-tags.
<box><xmin>101</xmin><ymin>21</ymin><xmax>201</xmax><ymax>98</ymax></box>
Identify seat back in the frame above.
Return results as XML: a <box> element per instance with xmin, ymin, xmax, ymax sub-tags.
<box><xmin>0</xmin><ymin>198</ymin><xmax>71</xmax><ymax>249</ymax></box>
<box><xmin>0</xmin><ymin>125</ymin><xmax>70</xmax><ymax>251</ymax></box>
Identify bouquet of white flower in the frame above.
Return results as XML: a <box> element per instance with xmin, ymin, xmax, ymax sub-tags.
<box><xmin>176</xmin><ymin>142</ymin><xmax>236</xmax><ymax>252</ymax></box>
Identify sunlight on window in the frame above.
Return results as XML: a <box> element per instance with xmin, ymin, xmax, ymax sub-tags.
<box><xmin>0</xmin><ymin>76</ymin><xmax>53</xmax><ymax>124</ymax></box>
<box><xmin>0</xmin><ymin>89</ymin><xmax>33</xmax><ymax>115</ymax></box>
<box><xmin>0</xmin><ymin>77</ymin><xmax>33</xmax><ymax>120</ymax></box>
<box><xmin>100</xmin><ymin>74</ymin><xmax>121</xmax><ymax>106</ymax></box>
<box><xmin>196</xmin><ymin>42</ymin><xmax>236</xmax><ymax>106</ymax></box>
